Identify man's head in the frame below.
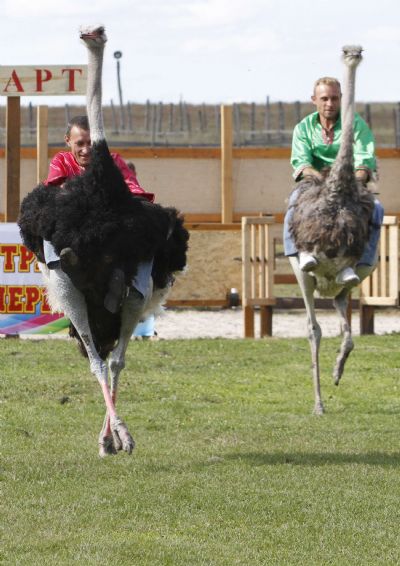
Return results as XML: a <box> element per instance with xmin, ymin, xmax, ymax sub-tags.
<box><xmin>312</xmin><ymin>77</ymin><xmax>342</xmax><ymax>124</ymax></box>
<box><xmin>64</xmin><ymin>115</ymin><xmax>92</xmax><ymax>168</ymax></box>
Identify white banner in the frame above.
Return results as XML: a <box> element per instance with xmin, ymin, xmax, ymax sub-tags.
<box><xmin>0</xmin><ymin>65</ymin><xmax>87</xmax><ymax>96</ymax></box>
<box><xmin>0</xmin><ymin>223</ymin><xmax>66</xmax><ymax>334</ymax></box>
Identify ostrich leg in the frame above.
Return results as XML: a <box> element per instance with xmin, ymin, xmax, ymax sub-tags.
<box><xmin>332</xmin><ymin>262</ymin><xmax>376</xmax><ymax>385</ymax></box>
<box><xmin>48</xmin><ymin>269</ymin><xmax>135</xmax><ymax>455</ymax></box>
<box><xmin>289</xmin><ymin>257</ymin><xmax>324</xmax><ymax>415</ymax></box>
<box><xmin>99</xmin><ymin>288</ymin><xmax>146</xmax><ymax>455</ymax></box>
<box><xmin>332</xmin><ymin>287</ymin><xmax>354</xmax><ymax>385</ymax></box>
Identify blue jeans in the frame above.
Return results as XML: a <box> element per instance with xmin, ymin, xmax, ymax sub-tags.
<box><xmin>43</xmin><ymin>240</ymin><xmax>153</xmax><ymax>299</ymax></box>
<box><xmin>283</xmin><ymin>188</ymin><xmax>384</xmax><ymax>266</ymax></box>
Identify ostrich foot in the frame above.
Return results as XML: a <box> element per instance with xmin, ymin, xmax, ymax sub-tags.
<box><xmin>333</xmin><ymin>345</ymin><xmax>354</xmax><ymax>385</ymax></box>
<box><xmin>333</xmin><ymin>363</ymin><xmax>346</xmax><ymax>386</ymax></box>
<box><xmin>313</xmin><ymin>401</ymin><xmax>324</xmax><ymax>416</ymax></box>
<box><xmin>98</xmin><ymin>434</ymin><xmax>118</xmax><ymax>457</ymax></box>
<box><xmin>111</xmin><ymin>415</ymin><xmax>135</xmax><ymax>454</ymax></box>
<box><xmin>333</xmin><ymin>366</ymin><xmax>342</xmax><ymax>386</ymax></box>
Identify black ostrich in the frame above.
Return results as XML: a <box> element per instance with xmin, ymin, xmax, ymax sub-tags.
<box><xmin>18</xmin><ymin>25</ymin><xmax>189</xmax><ymax>456</ymax></box>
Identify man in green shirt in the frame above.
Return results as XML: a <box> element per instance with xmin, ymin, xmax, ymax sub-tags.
<box><xmin>284</xmin><ymin>76</ymin><xmax>383</xmax><ymax>285</ymax></box>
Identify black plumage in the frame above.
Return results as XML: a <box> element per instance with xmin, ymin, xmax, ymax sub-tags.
<box><xmin>18</xmin><ymin>139</ymin><xmax>189</xmax><ymax>358</ymax></box>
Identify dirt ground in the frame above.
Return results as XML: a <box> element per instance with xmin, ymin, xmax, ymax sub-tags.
<box><xmin>153</xmin><ymin>307</ymin><xmax>400</xmax><ymax>340</ymax></box>
<box><xmin>15</xmin><ymin>307</ymin><xmax>400</xmax><ymax>342</ymax></box>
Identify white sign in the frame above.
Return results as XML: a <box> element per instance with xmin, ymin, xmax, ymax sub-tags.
<box><xmin>0</xmin><ymin>223</ymin><xmax>66</xmax><ymax>335</ymax></box>
<box><xmin>0</xmin><ymin>65</ymin><xmax>87</xmax><ymax>96</ymax></box>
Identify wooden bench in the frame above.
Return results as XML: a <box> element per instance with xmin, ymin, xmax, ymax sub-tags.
<box><xmin>242</xmin><ymin>215</ymin><xmax>399</xmax><ymax>337</ymax></box>
<box><xmin>241</xmin><ymin>216</ymin><xmax>276</xmax><ymax>337</ymax></box>
<box><xmin>359</xmin><ymin>215</ymin><xmax>399</xmax><ymax>333</ymax></box>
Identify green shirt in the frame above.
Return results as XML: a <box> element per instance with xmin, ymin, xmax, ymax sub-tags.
<box><xmin>290</xmin><ymin>111</ymin><xmax>376</xmax><ymax>180</ymax></box>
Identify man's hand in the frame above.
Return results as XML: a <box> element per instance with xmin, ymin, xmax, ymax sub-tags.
<box><xmin>355</xmin><ymin>169</ymin><xmax>369</xmax><ymax>186</ymax></box>
<box><xmin>301</xmin><ymin>167</ymin><xmax>324</xmax><ymax>182</ymax></box>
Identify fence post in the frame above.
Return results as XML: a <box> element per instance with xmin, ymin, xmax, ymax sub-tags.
<box><xmin>64</xmin><ymin>103</ymin><xmax>70</xmax><ymax>126</ymax></box>
<box><xmin>145</xmin><ymin>99</ymin><xmax>151</xmax><ymax>132</ymax></box>
<box><xmin>179</xmin><ymin>100</ymin><xmax>185</xmax><ymax>131</ymax></box>
<box><xmin>364</xmin><ymin>103</ymin><xmax>372</xmax><ymax>129</ymax></box>
<box><xmin>151</xmin><ymin>104</ymin><xmax>157</xmax><ymax>146</ymax></box>
<box><xmin>215</xmin><ymin>105</ymin><xmax>220</xmax><ymax>135</ymax></box>
<box><xmin>221</xmin><ymin>104</ymin><xmax>233</xmax><ymax>223</ymax></box>
<box><xmin>198</xmin><ymin>108</ymin><xmax>204</xmax><ymax>132</ymax></box>
<box><xmin>278</xmin><ymin>101</ymin><xmax>285</xmax><ymax>144</ymax></box>
<box><xmin>168</xmin><ymin>103</ymin><xmax>174</xmax><ymax>132</ymax></box>
<box><xmin>294</xmin><ymin>100</ymin><xmax>301</xmax><ymax>125</ymax></box>
<box><xmin>250</xmin><ymin>102</ymin><xmax>256</xmax><ymax>142</ymax></box>
<box><xmin>264</xmin><ymin>96</ymin><xmax>271</xmax><ymax>143</ymax></box>
<box><xmin>28</xmin><ymin>102</ymin><xmax>35</xmax><ymax>136</ymax></box>
<box><xmin>185</xmin><ymin>103</ymin><xmax>191</xmax><ymax>133</ymax></box>
<box><xmin>233</xmin><ymin>103</ymin><xmax>241</xmax><ymax>146</ymax></box>
<box><xmin>156</xmin><ymin>102</ymin><xmax>163</xmax><ymax>133</ymax></box>
<box><xmin>110</xmin><ymin>99</ymin><xmax>119</xmax><ymax>134</ymax></box>
<box><xmin>5</xmin><ymin>96</ymin><xmax>21</xmax><ymax>222</ymax></box>
<box><xmin>37</xmin><ymin>105</ymin><xmax>48</xmax><ymax>183</ymax></box>
<box><xmin>127</xmin><ymin>101</ymin><xmax>133</xmax><ymax>132</ymax></box>
<box><xmin>394</xmin><ymin>103</ymin><xmax>400</xmax><ymax>148</ymax></box>
<box><xmin>202</xmin><ymin>103</ymin><xmax>208</xmax><ymax>130</ymax></box>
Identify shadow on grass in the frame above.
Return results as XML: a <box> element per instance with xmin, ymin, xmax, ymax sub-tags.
<box><xmin>222</xmin><ymin>451</ymin><xmax>400</xmax><ymax>468</ymax></box>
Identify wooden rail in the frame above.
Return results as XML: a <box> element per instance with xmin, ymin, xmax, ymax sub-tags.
<box><xmin>240</xmin><ymin>215</ymin><xmax>399</xmax><ymax>337</ymax></box>
<box><xmin>359</xmin><ymin>216</ymin><xmax>399</xmax><ymax>333</ymax></box>
<box><xmin>241</xmin><ymin>216</ymin><xmax>276</xmax><ymax>337</ymax></box>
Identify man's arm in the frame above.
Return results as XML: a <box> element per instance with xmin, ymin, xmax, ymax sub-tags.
<box><xmin>112</xmin><ymin>154</ymin><xmax>155</xmax><ymax>202</ymax></box>
<box><xmin>291</xmin><ymin>121</ymin><xmax>321</xmax><ymax>181</ymax></box>
<box><xmin>44</xmin><ymin>153</ymin><xmax>69</xmax><ymax>186</ymax></box>
<box><xmin>353</xmin><ymin>114</ymin><xmax>377</xmax><ymax>183</ymax></box>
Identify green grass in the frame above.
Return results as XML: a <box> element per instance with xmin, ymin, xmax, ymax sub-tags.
<box><xmin>1</xmin><ymin>336</ymin><xmax>400</xmax><ymax>565</ymax></box>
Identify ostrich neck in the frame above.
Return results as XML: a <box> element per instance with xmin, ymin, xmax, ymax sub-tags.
<box><xmin>86</xmin><ymin>47</ymin><xmax>105</xmax><ymax>143</ymax></box>
<box><xmin>328</xmin><ymin>62</ymin><xmax>358</xmax><ymax>188</ymax></box>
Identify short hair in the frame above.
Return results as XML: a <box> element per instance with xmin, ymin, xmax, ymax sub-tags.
<box><xmin>313</xmin><ymin>77</ymin><xmax>341</xmax><ymax>95</ymax></box>
<box><xmin>65</xmin><ymin>115</ymin><xmax>90</xmax><ymax>137</ymax></box>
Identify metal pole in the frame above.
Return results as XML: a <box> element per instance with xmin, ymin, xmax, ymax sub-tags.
<box><xmin>114</xmin><ymin>51</ymin><xmax>126</xmax><ymax>131</ymax></box>
<box><xmin>265</xmin><ymin>96</ymin><xmax>270</xmax><ymax>144</ymax></box>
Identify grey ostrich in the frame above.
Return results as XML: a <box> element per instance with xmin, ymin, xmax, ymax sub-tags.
<box><xmin>18</xmin><ymin>25</ymin><xmax>188</xmax><ymax>456</ymax></box>
<box><xmin>289</xmin><ymin>46</ymin><xmax>377</xmax><ymax>415</ymax></box>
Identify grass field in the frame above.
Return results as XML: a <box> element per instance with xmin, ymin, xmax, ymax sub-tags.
<box><xmin>1</xmin><ymin>336</ymin><xmax>400</xmax><ymax>565</ymax></box>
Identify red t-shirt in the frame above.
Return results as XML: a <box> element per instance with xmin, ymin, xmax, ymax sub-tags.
<box><xmin>44</xmin><ymin>151</ymin><xmax>155</xmax><ymax>202</ymax></box>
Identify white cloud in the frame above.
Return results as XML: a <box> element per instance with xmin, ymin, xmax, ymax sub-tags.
<box><xmin>364</xmin><ymin>26</ymin><xmax>400</xmax><ymax>42</ymax></box>
<box><xmin>184</xmin><ymin>29</ymin><xmax>281</xmax><ymax>54</ymax></box>
<box><xmin>1</xmin><ymin>0</ymin><xmax>400</xmax><ymax>104</ymax></box>
<box><xmin>183</xmin><ymin>0</ymin><xmax>267</xmax><ymax>27</ymax></box>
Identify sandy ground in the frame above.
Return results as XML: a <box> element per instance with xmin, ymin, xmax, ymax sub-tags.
<box><xmin>12</xmin><ymin>307</ymin><xmax>400</xmax><ymax>341</ymax></box>
<box><xmin>152</xmin><ymin>307</ymin><xmax>400</xmax><ymax>340</ymax></box>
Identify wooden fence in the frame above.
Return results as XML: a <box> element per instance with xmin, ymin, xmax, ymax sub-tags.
<box><xmin>241</xmin><ymin>216</ymin><xmax>399</xmax><ymax>338</ymax></box>
<box><xmin>2</xmin><ymin>100</ymin><xmax>400</xmax><ymax>147</ymax></box>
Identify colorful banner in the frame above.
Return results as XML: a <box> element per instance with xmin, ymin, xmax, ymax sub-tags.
<box><xmin>0</xmin><ymin>223</ymin><xmax>68</xmax><ymax>335</ymax></box>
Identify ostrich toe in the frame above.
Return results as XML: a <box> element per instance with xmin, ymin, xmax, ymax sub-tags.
<box><xmin>111</xmin><ymin>416</ymin><xmax>135</xmax><ymax>454</ymax></box>
<box><xmin>99</xmin><ymin>434</ymin><xmax>118</xmax><ymax>457</ymax></box>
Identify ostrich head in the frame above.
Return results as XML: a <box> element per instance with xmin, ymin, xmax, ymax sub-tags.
<box><xmin>79</xmin><ymin>25</ymin><xmax>107</xmax><ymax>143</ymax></box>
<box><xmin>79</xmin><ymin>25</ymin><xmax>107</xmax><ymax>48</ymax></box>
<box><xmin>342</xmin><ymin>45</ymin><xmax>363</xmax><ymax>68</ymax></box>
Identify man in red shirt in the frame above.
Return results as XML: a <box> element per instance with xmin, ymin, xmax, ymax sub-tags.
<box><xmin>43</xmin><ymin>115</ymin><xmax>154</xmax><ymax>312</ymax></box>
<box><xmin>45</xmin><ymin>115</ymin><xmax>154</xmax><ymax>201</ymax></box>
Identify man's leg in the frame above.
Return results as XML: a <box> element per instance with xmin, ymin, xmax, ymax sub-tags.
<box><xmin>43</xmin><ymin>240</ymin><xmax>60</xmax><ymax>269</ymax></box>
<box><xmin>104</xmin><ymin>259</ymin><xmax>153</xmax><ymax>314</ymax></box>
<box><xmin>284</xmin><ymin>188</ymin><xmax>318</xmax><ymax>272</ymax></box>
<box><xmin>357</xmin><ymin>199</ymin><xmax>384</xmax><ymax>266</ymax></box>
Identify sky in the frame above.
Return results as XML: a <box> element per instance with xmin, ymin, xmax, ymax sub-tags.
<box><xmin>1</xmin><ymin>0</ymin><xmax>400</xmax><ymax>106</ymax></box>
